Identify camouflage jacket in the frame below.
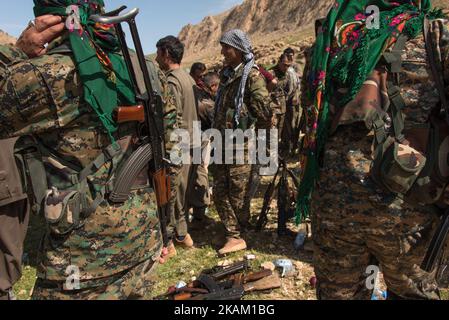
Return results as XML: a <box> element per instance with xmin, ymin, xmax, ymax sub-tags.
<box><xmin>0</xmin><ymin>43</ymin><xmax>176</xmax><ymax>283</ymax></box>
<box><xmin>269</xmin><ymin>65</ymin><xmax>301</xmax><ymax>116</ymax></box>
<box><xmin>214</xmin><ymin>65</ymin><xmax>272</xmax><ymax>132</ymax></box>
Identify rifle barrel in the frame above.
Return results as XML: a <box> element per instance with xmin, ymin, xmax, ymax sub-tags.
<box><xmin>422</xmin><ymin>211</ymin><xmax>449</xmax><ymax>272</ymax></box>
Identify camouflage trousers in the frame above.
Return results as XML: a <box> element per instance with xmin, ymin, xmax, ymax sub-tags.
<box><xmin>212</xmin><ymin>164</ymin><xmax>260</xmax><ymax>239</ymax></box>
<box><xmin>32</xmin><ymin>259</ymin><xmax>157</xmax><ymax>300</ymax></box>
<box><xmin>312</xmin><ymin>123</ymin><xmax>441</xmax><ymax>300</ymax></box>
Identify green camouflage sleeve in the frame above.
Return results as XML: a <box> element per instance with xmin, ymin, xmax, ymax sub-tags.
<box><xmin>246</xmin><ymin>69</ymin><xmax>273</xmax><ymax>129</ymax></box>
<box><xmin>0</xmin><ymin>44</ymin><xmax>56</xmax><ymax>139</ymax></box>
<box><xmin>0</xmin><ymin>45</ymin><xmax>28</xmax><ymax>64</ymax></box>
<box><xmin>167</xmin><ymin>78</ymin><xmax>184</xmax><ymax>130</ymax></box>
<box><xmin>159</xmin><ymin>73</ymin><xmax>180</xmax><ymax>153</ymax></box>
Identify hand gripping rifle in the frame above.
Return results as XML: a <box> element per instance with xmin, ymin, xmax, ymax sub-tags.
<box><xmin>90</xmin><ymin>7</ymin><xmax>171</xmax><ymax>247</ymax></box>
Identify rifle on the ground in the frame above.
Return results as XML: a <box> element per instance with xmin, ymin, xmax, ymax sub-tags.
<box><xmin>90</xmin><ymin>8</ymin><xmax>171</xmax><ymax>247</ymax></box>
<box><xmin>257</xmin><ymin>158</ymin><xmax>300</xmax><ymax>235</ymax></box>
<box><xmin>187</xmin><ymin>272</ymin><xmax>281</xmax><ymax>301</ymax></box>
<box><xmin>170</xmin><ymin>271</ymin><xmax>279</xmax><ymax>300</ymax></box>
<box><xmin>154</xmin><ymin>260</ymin><xmax>281</xmax><ymax>301</ymax></box>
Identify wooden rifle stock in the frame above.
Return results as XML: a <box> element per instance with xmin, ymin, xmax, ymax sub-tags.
<box><xmin>152</xmin><ymin>168</ymin><xmax>171</xmax><ymax>207</ymax></box>
<box><xmin>174</xmin><ymin>292</ymin><xmax>192</xmax><ymax>301</ymax></box>
<box><xmin>114</xmin><ymin>105</ymin><xmax>145</xmax><ymax>123</ymax></box>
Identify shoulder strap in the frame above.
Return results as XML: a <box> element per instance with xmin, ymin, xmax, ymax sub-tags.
<box><xmin>382</xmin><ymin>35</ymin><xmax>409</xmax><ymax>142</ymax></box>
<box><xmin>382</xmin><ymin>35</ymin><xmax>408</xmax><ymax>76</ymax></box>
<box><xmin>386</xmin><ymin>81</ymin><xmax>406</xmax><ymax>142</ymax></box>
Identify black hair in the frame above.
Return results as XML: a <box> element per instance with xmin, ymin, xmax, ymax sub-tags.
<box><xmin>279</xmin><ymin>53</ymin><xmax>290</xmax><ymax>62</ymax></box>
<box><xmin>156</xmin><ymin>36</ymin><xmax>185</xmax><ymax>64</ymax></box>
<box><xmin>284</xmin><ymin>47</ymin><xmax>295</xmax><ymax>55</ymax></box>
<box><xmin>191</xmin><ymin>62</ymin><xmax>207</xmax><ymax>74</ymax></box>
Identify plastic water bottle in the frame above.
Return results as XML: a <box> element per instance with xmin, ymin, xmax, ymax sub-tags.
<box><xmin>371</xmin><ymin>274</ymin><xmax>388</xmax><ymax>300</ymax></box>
<box><xmin>371</xmin><ymin>289</ymin><xmax>388</xmax><ymax>300</ymax></box>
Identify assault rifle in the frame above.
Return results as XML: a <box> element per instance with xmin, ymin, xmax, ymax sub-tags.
<box><xmin>155</xmin><ymin>260</ymin><xmax>281</xmax><ymax>301</ymax></box>
<box><xmin>90</xmin><ymin>7</ymin><xmax>171</xmax><ymax>247</ymax></box>
<box><xmin>257</xmin><ymin>158</ymin><xmax>300</xmax><ymax>235</ymax></box>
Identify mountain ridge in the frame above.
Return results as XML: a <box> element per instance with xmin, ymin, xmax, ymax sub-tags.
<box><xmin>179</xmin><ymin>0</ymin><xmax>449</xmax><ymax>66</ymax></box>
<box><xmin>179</xmin><ymin>0</ymin><xmax>334</xmax><ymax>63</ymax></box>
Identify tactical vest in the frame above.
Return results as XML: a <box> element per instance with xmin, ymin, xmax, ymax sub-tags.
<box><xmin>15</xmin><ymin>47</ymin><xmax>165</xmax><ymax>236</ymax></box>
<box><xmin>215</xmin><ymin>66</ymin><xmax>261</xmax><ymax>132</ymax></box>
<box><xmin>371</xmin><ymin>18</ymin><xmax>449</xmax><ymax>209</ymax></box>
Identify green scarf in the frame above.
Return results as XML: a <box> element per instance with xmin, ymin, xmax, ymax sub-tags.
<box><xmin>296</xmin><ymin>0</ymin><xmax>445</xmax><ymax>223</ymax></box>
<box><xmin>34</xmin><ymin>0</ymin><xmax>136</xmax><ymax>140</ymax></box>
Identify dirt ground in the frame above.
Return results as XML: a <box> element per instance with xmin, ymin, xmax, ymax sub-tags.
<box><xmin>13</xmin><ymin>161</ymin><xmax>449</xmax><ymax>300</ymax></box>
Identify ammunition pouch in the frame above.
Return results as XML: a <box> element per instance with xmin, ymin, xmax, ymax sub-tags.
<box><xmin>371</xmin><ymin>82</ymin><xmax>449</xmax><ymax>208</ymax></box>
<box><xmin>44</xmin><ymin>188</ymin><xmax>82</xmax><ymax>236</ymax></box>
<box><xmin>371</xmin><ymin>22</ymin><xmax>449</xmax><ymax>208</ymax></box>
<box><xmin>372</xmin><ymin>135</ymin><xmax>427</xmax><ymax>197</ymax></box>
<box><xmin>15</xmin><ymin>136</ymin><xmax>129</xmax><ymax>234</ymax></box>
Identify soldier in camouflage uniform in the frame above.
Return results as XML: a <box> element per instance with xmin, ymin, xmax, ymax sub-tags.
<box><xmin>213</xmin><ymin>30</ymin><xmax>272</xmax><ymax>255</ymax></box>
<box><xmin>0</xmin><ymin>1</ymin><xmax>177</xmax><ymax>300</ymax></box>
<box><xmin>269</xmin><ymin>53</ymin><xmax>301</xmax><ymax>157</ymax></box>
<box><xmin>308</xmin><ymin>14</ymin><xmax>449</xmax><ymax>300</ymax></box>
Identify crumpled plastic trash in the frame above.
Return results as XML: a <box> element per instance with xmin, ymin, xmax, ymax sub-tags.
<box><xmin>176</xmin><ymin>281</ymin><xmax>187</xmax><ymax>289</ymax></box>
<box><xmin>273</xmin><ymin>259</ymin><xmax>296</xmax><ymax>278</ymax></box>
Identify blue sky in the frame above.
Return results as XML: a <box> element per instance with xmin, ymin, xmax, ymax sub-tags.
<box><xmin>0</xmin><ymin>0</ymin><xmax>243</xmax><ymax>53</ymax></box>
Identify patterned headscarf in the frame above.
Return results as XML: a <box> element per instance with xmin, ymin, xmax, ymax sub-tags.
<box><xmin>219</xmin><ymin>29</ymin><xmax>255</xmax><ymax>127</ymax></box>
<box><xmin>33</xmin><ymin>0</ymin><xmax>136</xmax><ymax>140</ymax></box>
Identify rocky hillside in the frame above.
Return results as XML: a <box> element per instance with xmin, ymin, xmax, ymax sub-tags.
<box><xmin>179</xmin><ymin>0</ymin><xmax>449</xmax><ymax>67</ymax></box>
<box><xmin>0</xmin><ymin>30</ymin><xmax>16</xmax><ymax>45</ymax></box>
<box><xmin>179</xmin><ymin>0</ymin><xmax>333</xmax><ymax>64</ymax></box>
